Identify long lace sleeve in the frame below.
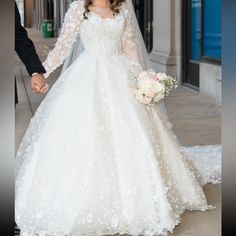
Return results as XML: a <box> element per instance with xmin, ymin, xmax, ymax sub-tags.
<box><xmin>122</xmin><ymin>7</ymin><xmax>143</xmax><ymax>76</ymax></box>
<box><xmin>43</xmin><ymin>1</ymin><xmax>84</xmax><ymax>78</ymax></box>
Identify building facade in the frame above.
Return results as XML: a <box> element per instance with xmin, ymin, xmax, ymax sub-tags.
<box><xmin>22</xmin><ymin>0</ymin><xmax>71</xmax><ymax>33</ymax></box>
<box><xmin>149</xmin><ymin>0</ymin><xmax>221</xmax><ymax>104</ymax></box>
<box><xmin>182</xmin><ymin>0</ymin><xmax>222</xmax><ymax>104</ymax></box>
<box><xmin>23</xmin><ymin>0</ymin><xmax>222</xmax><ymax>104</ymax></box>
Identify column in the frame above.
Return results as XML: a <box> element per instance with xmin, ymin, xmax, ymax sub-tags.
<box><xmin>149</xmin><ymin>0</ymin><xmax>182</xmax><ymax>81</ymax></box>
<box><xmin>53</xmin><ymin>0</ymin><xmax>72</xmax><ymax>37</ymax></box>
<box><xmin>32</xmin><ymin>0</ymin><xmax>43</xmax><ymax>30</ymax></box>
<box><xmin>53</xmin><ymin>0</ymin><xmax>61</xmax><ymax>36</ymax></box>
<box><xmin>60</xmin><ymin>0</ymin><xmax>67</xmax><ymax>26</ymax></box>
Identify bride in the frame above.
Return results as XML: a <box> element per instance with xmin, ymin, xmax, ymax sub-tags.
<box><xmin>15</xmin><ymin>0</ymin><xmax>221</xmax><ymax>235</ymax></box>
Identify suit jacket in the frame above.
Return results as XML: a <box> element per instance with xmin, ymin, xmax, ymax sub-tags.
<box><xmin>15</xmin><ymin>2</ymin><xmax>46</xmax><ymax>76</ymax></box>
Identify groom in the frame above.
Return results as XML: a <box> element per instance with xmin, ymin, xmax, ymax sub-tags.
<box><xmin>15</xmin><ymin>2</ymin><xmax>48</xmax><ymax>104</ymax></box>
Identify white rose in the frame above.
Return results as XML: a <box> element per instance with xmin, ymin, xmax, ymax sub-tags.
<box><xmin>156</xmin><ymin>73</ymin><xmax>168</xmax><ymax>81</ymax></box>
<box><xmin>152</xmin><ymin>82</ymin><xmax>165</xmax><ymax>93</ymax></box>
<box><xmin>138</xmin><ymin>79</ymin><xmax>153</xmax><ymax>91</ymax></box>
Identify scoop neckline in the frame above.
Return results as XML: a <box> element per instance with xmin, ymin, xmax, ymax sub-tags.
<box><xmin>89</xmin><ymin>10</ymin><xmax>120</xmax><ymax>21</ymax></box>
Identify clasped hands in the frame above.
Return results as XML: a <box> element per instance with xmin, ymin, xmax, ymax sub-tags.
<box><xmin>31</xmin><ymin>73</ymin><xmax>49</xmax><ymax>94</ymax></box>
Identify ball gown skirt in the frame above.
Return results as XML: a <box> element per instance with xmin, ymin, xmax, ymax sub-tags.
<box><xmin>15</xmin><ymin>50</ymin><xmax>220</xmax><ymax>236</ymax></box>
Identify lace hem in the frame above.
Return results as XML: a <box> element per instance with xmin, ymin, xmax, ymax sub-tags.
<box><xmin>19</xmin><ymin>219</ymin><xmax>181</xmax><ymax>236</ymax></box>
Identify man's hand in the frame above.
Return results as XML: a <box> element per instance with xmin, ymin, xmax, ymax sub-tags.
<box><xmin>31</xmin><ymin>74</ymin><xmax>49</xmax><ymax>94</ymax></box>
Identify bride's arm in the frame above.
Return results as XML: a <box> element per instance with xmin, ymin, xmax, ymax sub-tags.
<box><xmin>122</xmin><ymin>7</ymin><xmax>143</xmax><ymax>76</ymax></box>
<box><xmin>43</xmin><ymin>1</ymin><xmax>83</xmax><ymax>78</ymax></box>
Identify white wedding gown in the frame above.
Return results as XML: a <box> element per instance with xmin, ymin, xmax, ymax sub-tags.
<box><xmin>15</xmin><ymin>1</ymin><xmax>221</xmax><ymax>236</ymax></box>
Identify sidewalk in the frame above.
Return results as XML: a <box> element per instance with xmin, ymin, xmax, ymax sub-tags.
<box><xmin>15</xmin><ymin>29</ymin><xmax>221</xmax><ymax>236</ymax></box>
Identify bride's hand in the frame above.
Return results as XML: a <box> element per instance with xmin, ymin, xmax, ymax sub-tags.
<box><xmin>31</xmin><ymin>74</ymin><xmax>49</xmax><ymax>94</ymax></box>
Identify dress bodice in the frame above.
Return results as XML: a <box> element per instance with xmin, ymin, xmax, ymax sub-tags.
<box><xmin>80</xmin><ymin>12</ymin><xmax>126</xmax><ymax>57</ymax></box>
<box><xmin>42</xmin><ymin>0</ymin><xmax>142</xmax><ymax>78</ymax></box>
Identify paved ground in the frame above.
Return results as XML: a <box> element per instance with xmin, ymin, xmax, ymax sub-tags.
<box><xmin>15</xmin><ymin>29</ymin><xmax>221</xmax><ymax>236</ymax></box>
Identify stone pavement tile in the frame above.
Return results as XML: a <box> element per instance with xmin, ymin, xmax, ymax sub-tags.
<box><xmin>168</xmin><ymin>86</ymin><xmax>199</xmax><ymax>97</ymax></box>
<box><xmin>171</xmin><ymin>184</ymin><xmax>221</xmax><ymax>236</ymax></box>
<box><xmin>204</xmin><ymin>184</ymin><xmax>221</xmax><ymax>207</ymax></box>
<box><xmin>15</xmin><ymin>67</ymin><xmax>29</xmax><ymax>105</ymax></box>
<box><xmin>172</xmin><ymin>117</ymin><xmax>221</xmax><ymax>146</ymax></box>
<box><xmin>165</xmin><ymin>94</ymin><xmax>221</xmax><ymax>121</ymax></box>
<box><xmin>15</xmin><ymin>128</ymin><xmax>27</xmax><ymax>152</ymax></box>
<box><xmin>15</xmin><ymin>104</ymin><xmax>33</xmax><ymax>130</ymax></box>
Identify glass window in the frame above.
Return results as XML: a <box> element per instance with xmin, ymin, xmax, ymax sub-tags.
<box><xmin>191</xmin><ymin>0</ymin><xmax>202</xmax><ymax>61</ymax></box>
<box><xmin>203</xmin><ymin>0</ymin><xmax>222</xmax><ymax>60</ymax></box>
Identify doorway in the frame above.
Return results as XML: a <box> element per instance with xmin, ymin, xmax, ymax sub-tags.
<box><xmin>182</xmin><ymin>0</ymin><xmax>201</xmax><ymax>89</ymax></box>
<box><xmin>132</xmin><ymin>0</ymin><xmax>153</xmax><ymax>53</ymax></box>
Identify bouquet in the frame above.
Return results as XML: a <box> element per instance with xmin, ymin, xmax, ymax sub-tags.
<box><xmin>131</xmin><ymin>69</ymin><xmax>178</xmax><ymax>106</ymax></box>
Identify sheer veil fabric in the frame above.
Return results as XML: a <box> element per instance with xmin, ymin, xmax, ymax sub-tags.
<box><xmin>15</xmin><ymin>1</ymin><xmax>221</xmax><ymax>236</ymax></box>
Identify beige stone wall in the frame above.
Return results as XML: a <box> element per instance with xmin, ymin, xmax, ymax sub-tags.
<box><xmin>32</xmin><ymin>0</ymin><xmax>48</xmax><ymax>30</ymax></box>
<box><xmin>25</xmin><ymin>0</ymin><xmax>72</xmax><ymax>34</ymax></box>
<box><xmin>150</xmin><ymin>0</ymin><xmax>222</xmax><ymax>104</ymax></box>
<box><xmin>24</xmin><ymin>0</ymin><xmax>33</xmax><ymax>27</ymax></box>
<box><xmin>149</xmin><ymin>0</ymin><xmax>182</xmax><ymax>83</ymax></box>
<box><xmin>200</xmin><ymin>63</ymin><xmax>222</xmax><ymax>105</ymax></box>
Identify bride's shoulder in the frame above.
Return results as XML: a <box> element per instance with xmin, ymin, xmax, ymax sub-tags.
<box><xmin>69</xmin><ymin>0</ymin><xmax>84</xmax><ymax>11</ymax></box>
<box><xmin>120</xmin><ymin>1</ymin><xmax>131</xmax><ymax>18</ymax></box>
<box><xmin>66</xmin><ymin>0</ymin><xmax>85</xmax><ymax>17</ymax></box>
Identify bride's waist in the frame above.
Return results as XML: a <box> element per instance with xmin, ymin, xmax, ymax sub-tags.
<box><xmin>82</xmin><ymin>49</ymin><xmax>123</xmax><ymax>58</ymax></box>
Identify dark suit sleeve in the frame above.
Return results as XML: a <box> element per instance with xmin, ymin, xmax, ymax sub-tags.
<box><xmin>15</xmin><ymin>2</ymin><xmax>46</xmax><ymax>76</ymax></box>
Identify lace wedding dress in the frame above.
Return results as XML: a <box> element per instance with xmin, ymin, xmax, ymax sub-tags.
<box><xmin>15</xmin><ymin>1</ymin><xmax>221</xmax><ymax>236</ymax></box>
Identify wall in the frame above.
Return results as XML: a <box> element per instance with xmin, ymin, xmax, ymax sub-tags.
<box><xmin>150</xmin><ymin>0</ymin><xmax>222</xmax><ymax>104</ymax></box>
<box><xmin>24</xmin><ymin>0</ymin><xmax>34</xmax><ymax>27</ymax></box>
<box><xmin>200</xmin><ymin>63</ymin><xmax>222</xmax><ymax>104</ymax></box>
<box><xmin>149</xmin><ymin>0</ymin><xmax>182</xmax><ymax>83</ymax></box>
